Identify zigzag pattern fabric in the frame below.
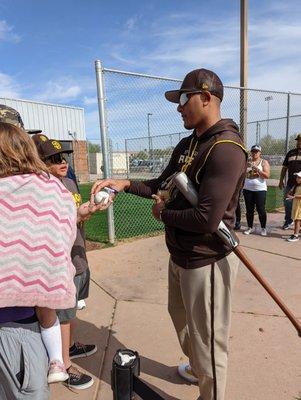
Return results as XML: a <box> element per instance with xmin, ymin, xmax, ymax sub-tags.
<box><xmin>0</xmin><ymin>173</ymin><xmax>77</xmax><ymax>309</ymax></box>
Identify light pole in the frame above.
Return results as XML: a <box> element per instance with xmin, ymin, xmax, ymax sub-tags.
<box><xmin>255</xmin><ymin>121</ymin><xmax>261</xmax><ymax>144</ymax></box>
<box><xmin>147</xmin><ymin>113</ymin><xmax>152</xmax><ymax>158</ymax></box>
<box><xmin>240</xmin><ymin>0</ymin><xmax>248</xmax><ymax>145</ymax></box>
<box><xmin>265</xmin><ymin>96</ymin><xmax>273</xmax><ymax>135</ymax></box>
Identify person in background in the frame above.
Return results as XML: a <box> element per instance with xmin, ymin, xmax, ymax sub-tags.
<box><xmin>243</xmin><ymin>145</ymin><xmax>270</xmax><ymax>236</ymax></box>
<box><xmin>0</xmin><ymin>121</ymin><xmax>77</xmax><ymax>399</ymax></box>
<box><xmin>285</xmin><ymin>171</ymin><xmax>301</xmax><ymax>242</ymax></box>
<box><xmin>37</xmin><ymin>138</ymin><xmax>112</xmax><ymax>390</ymax></box>
<box><xmin>279</xmin><ymin>134</ymin><xmax>301</xmax><ymax>229</ymax></box>
<box><xmin>90</xmin><ymin>68</ymin><xmax>247</xmax><ymax>400</ymax></box>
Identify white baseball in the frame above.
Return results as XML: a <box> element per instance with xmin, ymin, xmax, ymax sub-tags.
<box><xmin>94</xmin><ymin>191</ymin><xmax>110</xmax><ymax>205</ymax></box>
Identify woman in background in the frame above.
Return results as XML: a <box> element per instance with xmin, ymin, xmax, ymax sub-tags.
<box><xmin>243</xmin><ymin>144</ymin><xmax>270</xmax><ymax>236</ymax></box>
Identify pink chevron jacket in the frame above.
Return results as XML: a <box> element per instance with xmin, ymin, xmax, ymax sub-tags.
<box><xmin>0</xmin><ymin>173</ymin><xmax>77</xmax><ymax>309</ymax></box>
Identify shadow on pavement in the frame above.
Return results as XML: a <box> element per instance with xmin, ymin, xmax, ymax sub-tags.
<box><xmin>73</xmin><ymin>318</ymin><xmax>193</xmax><ymax>400</ymax></box>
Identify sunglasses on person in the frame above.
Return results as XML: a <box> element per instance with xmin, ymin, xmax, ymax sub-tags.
<box><xmin>46</xmin><ymin>153</ymin><xmax>67</xmax><ymax>164</ymax></box>
<box><xmin>179</xmin><ymin>91</ymin><xmax>204</xmax><ymax>106</ymax></box>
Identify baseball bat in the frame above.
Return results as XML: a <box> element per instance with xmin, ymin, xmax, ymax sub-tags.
<box><xmin>173</xmin><ymin>171</ymin><xmax>301</xmax><ymax>337</ymax></box>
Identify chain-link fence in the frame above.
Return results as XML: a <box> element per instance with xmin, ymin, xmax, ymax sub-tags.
<box><xmin>85</xmin><ymin>64</ymin><xmax>301</xmax><ymax>243</ymax></box>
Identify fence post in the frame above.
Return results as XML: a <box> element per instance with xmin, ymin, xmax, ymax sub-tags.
<box><xmin>240</xmin><ymin>88</ymin><xmax>248</xmax><ymax>146</ymax></box>
<box><xmin>95</xmin><ymin>60</ymin><xmax>115</xmax><ymax>244</ymax></box>
<box><xmin>285</xmin><ymin>92</ymin><xmax>291</xmax><ymax>154</ymax></box>
<box><xmin>125</xmin><ymin>139</ymin><xmax>129</xmax><ymax>179</ymax></box>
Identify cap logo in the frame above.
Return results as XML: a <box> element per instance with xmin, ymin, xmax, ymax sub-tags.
<box><xmin>40</xmin><ymin>135</ymin><xmax>47</xmax><ymax>142</ymax></box>
<box><xmin>72</xmin><ymin>193</ymin><xmax>81</xmax><ymax>208</ymax></box>
<box><xmin>201</xmin><ymin>83</ymin><xmax>209</xmax><ymax>90</ymax></box>
<box><xmin>51</xmin><ymin>140</ymin><xmax>61</xmax><ymax>150</ymax></box>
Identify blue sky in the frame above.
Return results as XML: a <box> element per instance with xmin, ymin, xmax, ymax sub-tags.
<box><xmin>0</xmin><ymin>0</ymin><xmax>301</xmax><ymax>141</ymax></box>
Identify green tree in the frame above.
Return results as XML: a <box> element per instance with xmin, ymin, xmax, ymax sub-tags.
<box><xmin>134</xmin><ymin>151</ymin><xmax>148</xmax><ymax>160</ymax></box>
<box><xmin>88</xmin><ymin>141</ymin><xmax>101</xmax><ymax>153</ymax></box>
<box><xmin>260</xmin><ymin>134</ymin><xmax>299</xmax><ymax>155</ymax></box>
<box><xmin>260</xmin><ymin>134</ymin><xmax>285</xmax><ymax>155</ymax></box>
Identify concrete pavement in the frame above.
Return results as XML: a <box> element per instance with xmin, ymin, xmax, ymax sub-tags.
<box><xmin>51</xmin><ymin>212</ymin><xmax>301</xmax><ymax>400</ymax></box>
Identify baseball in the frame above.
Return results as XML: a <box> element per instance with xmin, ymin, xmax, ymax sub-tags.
<box><xmin>94</xmin><ymin>191</ymin><xmax>110</xmax><ymax>205</ymax></box>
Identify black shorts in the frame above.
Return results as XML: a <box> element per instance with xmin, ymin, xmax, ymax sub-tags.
<box><xmin>56</xmin><ymin>268</ymin><xmax>90</xmax><ymax>323</ymax></box>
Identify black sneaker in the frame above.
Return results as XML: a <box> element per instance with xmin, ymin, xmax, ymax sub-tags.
<box><xmin>69</xmin><ymin>342</ymin><xmax>97</xmax><ymax>359</ymax></box>
<box><xmin>286</xmin><ymin>235</ymin><xmax>299</xmax><ymax>242</ymax></box>
<box><xmin>282</xmin><ymin>222</ymin><xmax>293</xmax><ymax>230</ymax></box>
<box><xmin>234</xmin><ymin>223</ymin><xmax>241</xmax><ymax>231</ymax></box>
<box><xmin>64</xmin><ymin>366</ymin><xmax>94</xmax><ymax>389</ymax></box>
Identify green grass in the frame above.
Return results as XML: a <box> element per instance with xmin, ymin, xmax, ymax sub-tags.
<box><xmin>80</xmin><ymin>183</ymin><xmax>284</xmax><ymax>243</ymax></box>
<box><xmin>269</xmin><ymin>165</ymin><xmax>281</xmax><ymax>180</ymax></box>
<box><xmin>266</xmin><ymin>186</ymin><xmax>283</xmax><ymax>212</ymax></box>
<box><xmin>79</xmin><ymin>183</ymin><xmax>163</xmax><ymax>243</ymax></box>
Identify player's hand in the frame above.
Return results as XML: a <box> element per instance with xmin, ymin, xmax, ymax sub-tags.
<box><xmin>90</xmin><ymin>179</ymin><xmax>130</xmax><ymax>200</ymax></box>
<box><xmin>151</xmin><ymin>194</ymin><xmax>165</xmax><ymax>221</ymax></box>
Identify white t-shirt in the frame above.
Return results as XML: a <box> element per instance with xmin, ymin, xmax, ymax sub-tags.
<box><xmin>243</xmin><ymin>159</ymin><xmax>267</xmax><ymax>191</ymax></box>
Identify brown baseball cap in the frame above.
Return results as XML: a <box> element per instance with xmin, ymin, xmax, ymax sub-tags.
<box><xmin>165</xmin><ymin>68</ymin><xmax>224</xmax><ymax>103</ymax></box>
<box><xmin>27</xmin><ymin>129</ymin><xmax>43</xmax><ymax>134</ymax></box>
<box><xmin>31</xmin><ymin>133</ymin><xmax>49</xmax><ymax>147</ymax></box>
<box><xmin>38</xmin><ymin>139</ymin><xmax>73</xmax><ymax>160</ymax></box>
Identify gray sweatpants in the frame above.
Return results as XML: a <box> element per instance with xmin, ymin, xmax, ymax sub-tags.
<box><xmin>0</xmin><ymin>321</ymin><xmax>49</xmax><ymax>400</ymax></box>
<box><xmin>168</xmin><ymin>253</ymin><xmax>239</xmax><ymax>400</ymax></box>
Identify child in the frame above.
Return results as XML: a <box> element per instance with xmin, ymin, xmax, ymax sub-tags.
<box><xmin>37</xmin><ymin>138</ymin><xmax>113</xmax><ymax>389</ymax></box>
<box><xmin>286</xmin><ymin>171</ymin><xmax>301</xmax><ymax>242</ymax></box>
<box><xmin>36</xmin><ymin>309</ymin><xmax>69</xmax><ymax>383</ymax></box>
<box><xmin>0</xmin><ymin>122</ymin><xmax>77</xmax><ymax>391</ymax></box>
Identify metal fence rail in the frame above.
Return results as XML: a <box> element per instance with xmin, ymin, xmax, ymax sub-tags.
<box><xmin>90</xmin><ymin>62</ymin><xmax>301</xmax><ymax>243</ymax></box>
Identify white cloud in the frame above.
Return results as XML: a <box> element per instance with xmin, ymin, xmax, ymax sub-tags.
<box><xmin>36</xmin><ymin>78</ymin><xmax>81</xmax><ymax>102</ymax></box>
<box><xmin>0</xmin><ymin>20</ymin><xmax>21</xmax><ymax>43</ymax></box>
<box><xmin>110</xmin><ymin>16</ymin><xmax>240</xmax><ymax>81</ymax></box>
<box><xmin>108</xmin><ymin>5</ymin><xmax>301</xmax><ymax>92</ymax></box>
<box><xmin>249</xmin><ymin>64</ymin><xmax>301</xmax><ymax>93</ymax></box>
<box><xmin>0</xmin><ymin>72</ymin><xmax>21</xmax><ymax>98</ymax></box>
<box><xmin>124</xmin><ymin>16</ymin><xmax>139</xmax><ymax>31</ymax></box>
<box><xmin>83</xmin><ymin>96</ymin><xmax>97</xmax><ymax>105</ymax></box>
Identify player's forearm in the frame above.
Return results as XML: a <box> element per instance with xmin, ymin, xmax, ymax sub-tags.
<box><xmin>126</xmin><ymin>156</ymin><xmax>178</xmax><ymax>198</ymax></box>
<box><xmin>161</xmin><ymin>145</ymin><xmax>246</xmax><ymax>232</ymax></box>
<box><xmin>161</xmin><ymin>199</ymin><xmax>229</xmax><ymax>233</ymax></box>
<box><xmin>126</xmin><ymin>180</ymin><xmax>158</xmax><ymax>198</ymax></box>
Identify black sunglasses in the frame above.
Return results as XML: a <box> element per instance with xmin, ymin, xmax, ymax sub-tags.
<box><xmin>47</xmin><ymin>153</ymin><xmax>67</xmax><ymax>164</ymax></box>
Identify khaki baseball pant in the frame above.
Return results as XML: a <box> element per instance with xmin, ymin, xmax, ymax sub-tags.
<box><xmin>168</xmin><ymin>253</ymin><xmax>239</xmax><ymax>400</ymax></box>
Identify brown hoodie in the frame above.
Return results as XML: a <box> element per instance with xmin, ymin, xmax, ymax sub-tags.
<box><xmin>126</xmin><ymin>119</ymin><xmax>247</xmax><ymax>268</ymax></box>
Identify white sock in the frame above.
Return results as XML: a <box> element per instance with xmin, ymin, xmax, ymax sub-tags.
<box><xmin>40</xmin><ymin>317</ymin><xmax>63</xmax><ymax>363</ymax></box>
